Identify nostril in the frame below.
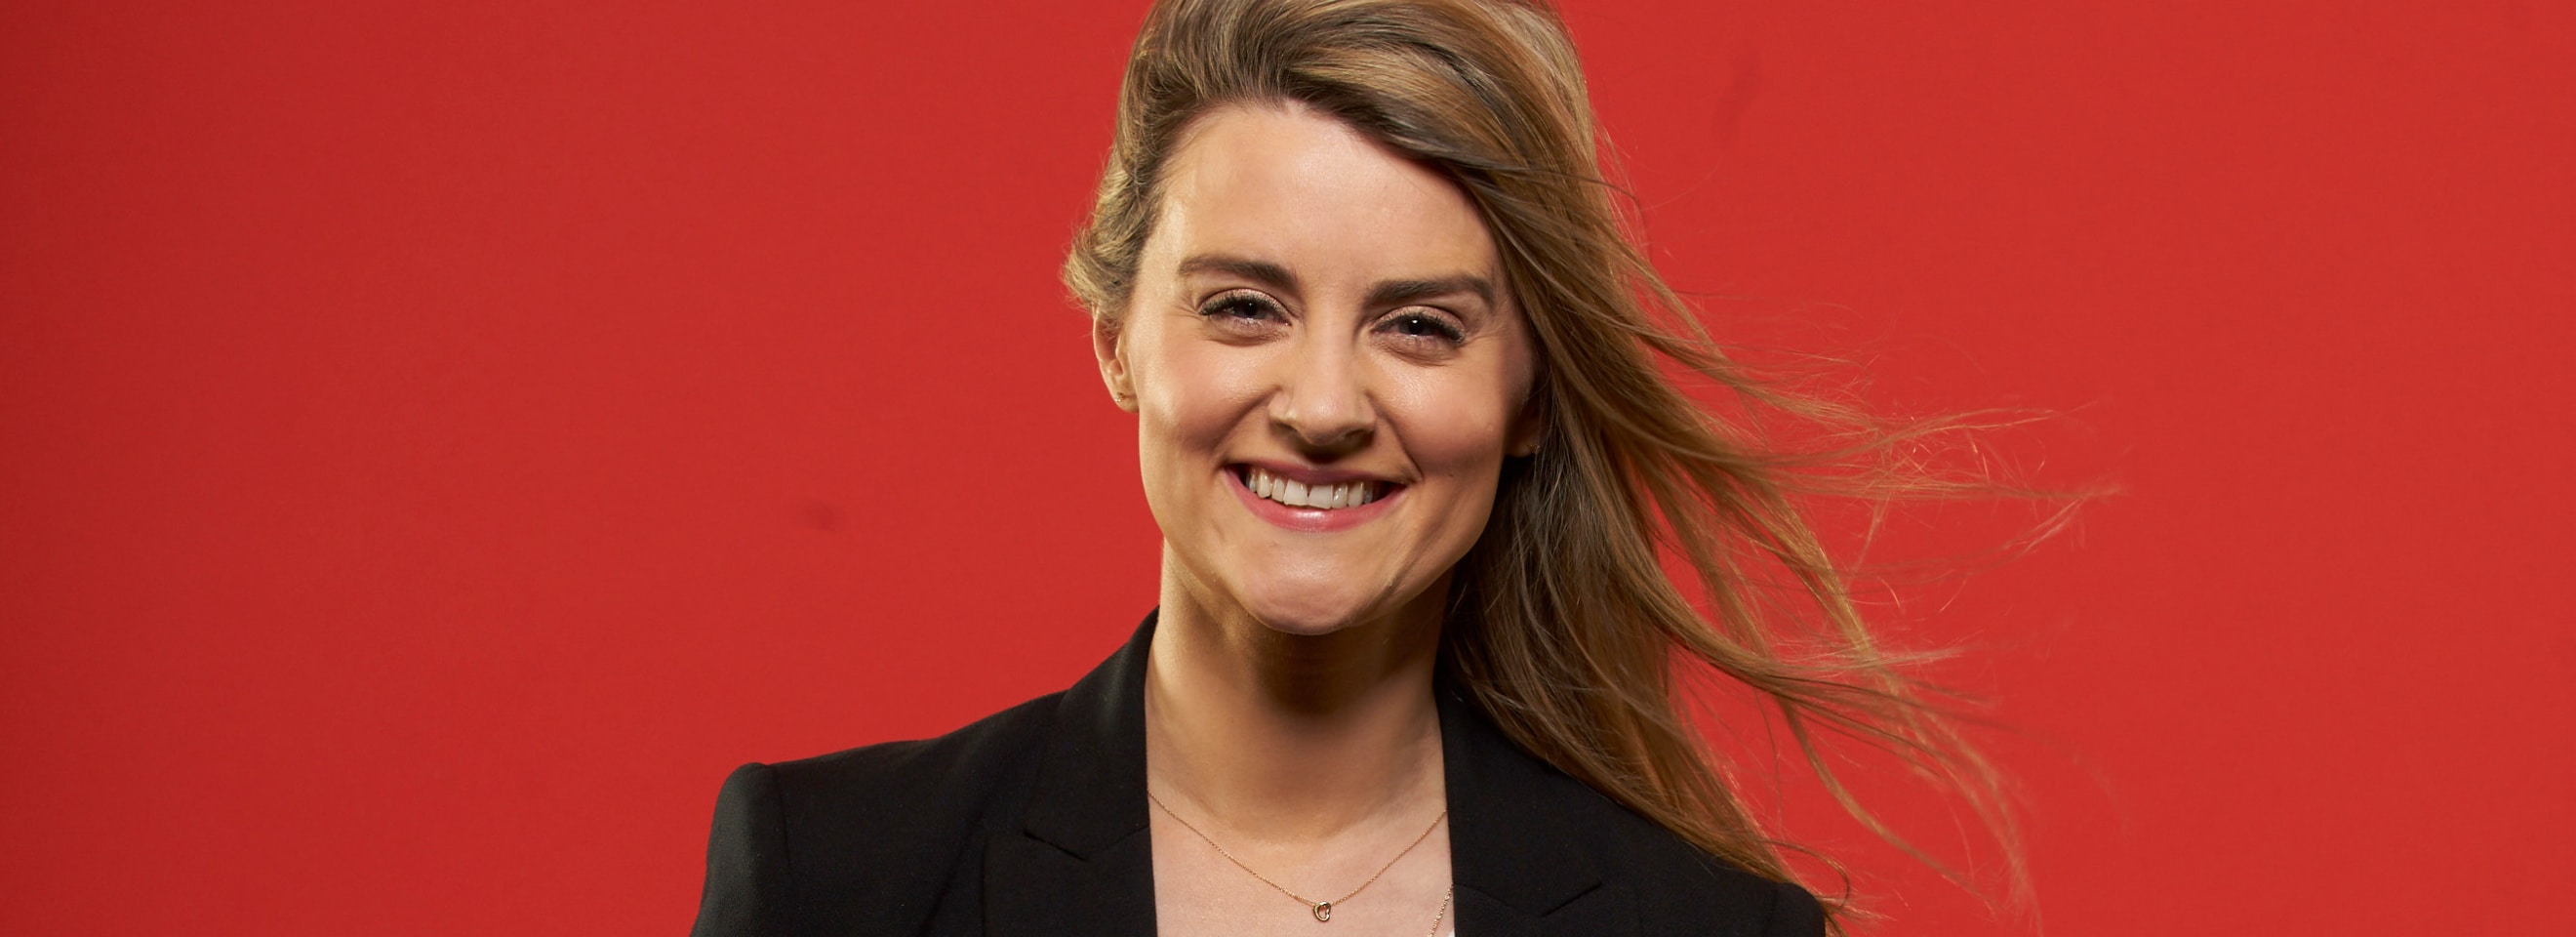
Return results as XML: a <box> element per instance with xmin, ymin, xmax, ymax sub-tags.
<box><xmin>1288</xmin><ymin>426</ymin><xmax>1372</xmax><ymax>454</ymax></box>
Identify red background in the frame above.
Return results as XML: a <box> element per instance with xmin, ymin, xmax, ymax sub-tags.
<box><xmin>5</xmin><ymin>1</ymin><xmax>2570</xmax><ymax>933</ymax></box>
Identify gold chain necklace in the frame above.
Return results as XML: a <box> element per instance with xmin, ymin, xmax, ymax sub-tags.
<box><xmin>1147</xmin><ymin>789</ymin><xmax>1448</xmax><ymax>924</ymax></box>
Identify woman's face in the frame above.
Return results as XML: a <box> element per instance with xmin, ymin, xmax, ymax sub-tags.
<box><xmin>1096</xmin><ymin>102</ymin><xmax>1540</xmax><ymax>636</ymax></box>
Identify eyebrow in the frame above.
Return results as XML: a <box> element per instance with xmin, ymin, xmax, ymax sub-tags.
<box><xmin>1175</xmin><ymin>253</ymin><xmax>1498</xmax><ymax>309</ymax></box>
<box><xmin>1367</xmin><ymin>274</ymin><xmax>1495</xmax><ymax>309</ymax></box>
<box><xmin>1176</xmin><ymin>254</ymin><xmax>1299</xmax><ymax>294</ymax></box>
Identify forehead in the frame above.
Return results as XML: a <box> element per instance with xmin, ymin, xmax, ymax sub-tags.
<box><xmin>1149</xmin><ymin>103</ymin><xmax>1500</xmax><ymax>287</ymax></box>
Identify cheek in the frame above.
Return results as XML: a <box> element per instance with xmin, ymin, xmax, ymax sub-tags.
<box><xmin>1131</xmin><ymin>325</ymin><xmax>1264</xmax><ymax>480</ymax></box>
<box><xmin>1382</xmin><ymin>369</ymin><xmax>1516</xmax><ymax>480</ymax></box>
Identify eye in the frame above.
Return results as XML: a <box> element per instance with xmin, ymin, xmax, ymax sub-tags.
<box><xmin>1378</xmin><ymin>309</ymin><xmax>1466</xmax><ymax>345</ymax></box>
<box><xmin>1197</xmin><ymin>290</ymin><xmax>1285</xmax><ymax>327</ymax></box>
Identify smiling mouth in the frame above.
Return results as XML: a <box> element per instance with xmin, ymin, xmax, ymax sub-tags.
<box><xmin>1235</xmin><ymin>466</ymin><xmax>1393</xmax><ymax>510</ymax></box>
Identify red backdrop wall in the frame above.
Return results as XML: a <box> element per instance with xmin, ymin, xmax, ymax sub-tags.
<box><xmin>4</xmin><ymin>1</ymin><xmax>2569</xmax><ymax>933</ymax></box>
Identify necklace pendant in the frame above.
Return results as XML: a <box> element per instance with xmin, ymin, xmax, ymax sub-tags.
<box><xmin>1313</xmin><ymin>901</ymin><xmax>1333</xmax><ymax>922</ymax></box>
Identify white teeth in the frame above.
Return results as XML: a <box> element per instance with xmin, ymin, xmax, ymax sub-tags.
<box><xmin>1245</xmin><ymin>468</ymin><xmax>1380</xmax><ymax>510</ymax></box>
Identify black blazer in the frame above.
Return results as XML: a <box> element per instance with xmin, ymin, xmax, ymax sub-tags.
<box><xmin>691</xmin><ymin>612</ymin><xmax>1825</xmax><ymax>936</ymax></box>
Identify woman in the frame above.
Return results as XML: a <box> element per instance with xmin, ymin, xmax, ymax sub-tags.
<box><xmin>694</xmin><ymin>1</ymin><xmax>2016</xmax><ymax>934</ymax></box>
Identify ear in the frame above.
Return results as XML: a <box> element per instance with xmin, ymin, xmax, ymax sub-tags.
<box><xmin>1092</xmin><ymin>313</ymin><xmax>1139</xmax><ymax>413</ymax></box>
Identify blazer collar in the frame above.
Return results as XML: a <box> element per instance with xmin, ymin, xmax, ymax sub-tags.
<box><xmin>1022</xmin><ymin>609</ymin><xmax>1159</xmax><ymax>857</ymax></box>
<box><xmin>990</xmin><ymin>611</ymin><xmax>1618</xmax><ymax>936</ymax></box>
<box><xmin>983</xmin><ymin>611</ymin><xmax>1161</xmax><ymax>935</ymax></box>
<box><xmin>1435</xmin><ymin>672</ymin><xmax>1613</xmax><ymax>932</ymax></box>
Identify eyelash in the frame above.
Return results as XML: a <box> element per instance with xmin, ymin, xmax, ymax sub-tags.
<box><xmin>1382</xmin><ymin>311</ymin><xmax>1466</xmax><ymax>344</ymax></box>
<box><xmin>1196</xmin><ymin>292</ymin><xmax>1469</xmax><ymax>346</ymax></box>
<box><xmin>1199</xmin><ymin>292</ymin><xmax>1281</xmax><ymax>323</ymax></box>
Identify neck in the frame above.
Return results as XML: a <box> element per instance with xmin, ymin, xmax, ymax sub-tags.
<box><xmin>1144</xmin><ymin>554</ymin><xmax>1449</xmax><ymax>842</ymax></box>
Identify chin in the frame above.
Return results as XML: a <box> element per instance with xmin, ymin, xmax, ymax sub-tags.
<box><xmin>1230</xmin><ymin>576</ymin><xmax>1387</xmax><ymax>637</ymax></box>
<box><xmin>1243</xmin><ymin>596</ymin><xmax>1373</xmax><ymax>636</ymax></box>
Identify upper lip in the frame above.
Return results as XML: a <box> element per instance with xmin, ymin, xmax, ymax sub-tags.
<box><xmin>1233</xmin><ymin>460</ymin><xmax>1402</xmax><ymax>487</ymax></box>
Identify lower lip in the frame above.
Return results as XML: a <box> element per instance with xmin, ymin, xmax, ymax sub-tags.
<box><xmin>1228</xmin><ymin>469</ymin><xmax>1402</xmax><ymax>533</ymax></box>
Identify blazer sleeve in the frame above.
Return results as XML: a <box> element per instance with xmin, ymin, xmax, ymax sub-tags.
<box><xmin>690</xmin><ymin>762</ymin><xmax>791</xmax><ymax>937</ymax></box>
<box><xmin>1764</xmin><ymin>877</ymin><xmax>1828</xmax><ymax>937</ymax></box>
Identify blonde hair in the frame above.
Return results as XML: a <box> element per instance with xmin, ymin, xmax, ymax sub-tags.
<box><xmin>1065</xmin><ymin>0</ymin><xmax>2049</xmax><ymax>927</ymax></box>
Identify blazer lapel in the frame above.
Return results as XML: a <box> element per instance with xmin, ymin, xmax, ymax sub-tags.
<box><xmin>1439</xmin><ymin>677</ymin><xmax>1637</xmax><ymax>937</ymax></box>
<box><xmin>983</xmin><ymin>612</ymin><xmax>1162</xmax><ymax>936</ymax></box>
<box><xmin>982</xmin><ymin>614</ymin><xmax>1638</xmax><ymax>937</ymax></box>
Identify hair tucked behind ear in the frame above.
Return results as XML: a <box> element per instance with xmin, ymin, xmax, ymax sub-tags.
<box><xmin>1066</xmin><ymin>1</ymin><xmax>2069</xmax><ymax>928</ymax></box>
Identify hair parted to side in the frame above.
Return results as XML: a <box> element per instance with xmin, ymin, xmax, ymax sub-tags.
<box><xmin>1066</xmin><ymin>0</ymin><xmax>2055</xmax><ymax>928</ymax></box>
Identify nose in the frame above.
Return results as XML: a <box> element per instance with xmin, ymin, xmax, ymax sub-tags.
<box><xmin>1268</xmin><ymin>329</ymin><xmax>1375</xmax><ymax>455</ymax></box>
